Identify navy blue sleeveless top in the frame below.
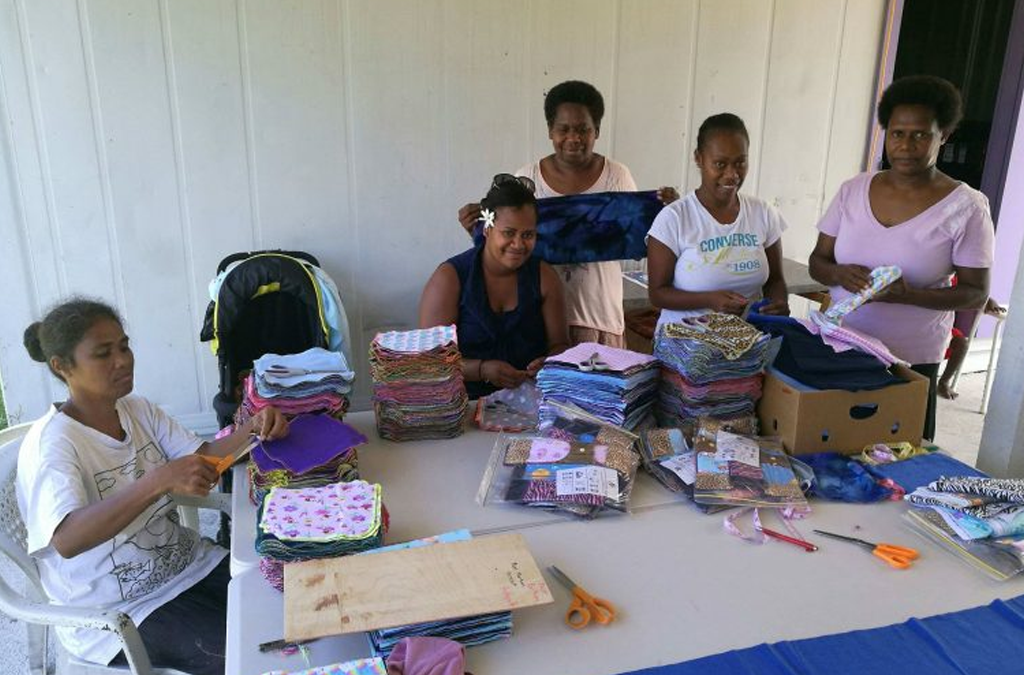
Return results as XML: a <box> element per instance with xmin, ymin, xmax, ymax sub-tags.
<box><xmin>446</xmin><ymin>247</ymin><xmax>548</xmax><ymax>398</ymax></box>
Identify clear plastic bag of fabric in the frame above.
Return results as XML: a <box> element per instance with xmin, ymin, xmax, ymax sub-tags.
<box><xmin>692</xmin><ymin>415</ymin><xmax>759</xmax><ymax>444</ymax></box>
<box><xmin>639</xmin><ymin>428</ymin><xmax>693</xmax><ymax>494</ymax></box>
<box><xmin>904</xmin><ymin>508</ymin><xmax>1024</xmax><ymax>581</ymax></box>
<box><xmin>638</xmin><ymin>415</ymin><xmax>759</xmax><ymax>495</ymax></box>
<box><xmin>477</xmin><ymin>401</ymin><xmax>640</xmax><ymax>518</ymax></box>
<box><xmin>693</xmin><ymin>431</ymin><xmax>808</xmax><ymax>509</ymax></box>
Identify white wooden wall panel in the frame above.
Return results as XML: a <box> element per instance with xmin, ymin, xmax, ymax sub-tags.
<box><xmin>0</xmin><ymin>0</ymin><xmax>887</xmax><ymax>431</ymax></box>
<box><xmin>613</xmin><ymin>0</ymin><xmax>697</xmax><ymax>192</ymax></box>
<box><xmin>758</xmin><ymin>0</ymin><xmax>846</xmax><ymax>263</ymax></box>
<box><xmin>688</xmin><ymin>0</ymin><xmax>773</xmax><ymax>193</ymax></box>
<box><xmin>164</xmin><ymin>0</ymin><xmax>254</xmax><ymax>411</ymax></box>
<box><xmin>823</xmin><ymin>0</ymin><xmax>890</xmax><ymax>213</ymax></box>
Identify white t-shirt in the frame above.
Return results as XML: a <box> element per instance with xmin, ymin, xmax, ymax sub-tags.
<box><xmin>16</xmin><ymin>395</ymin><xmax>226</xmax><ymax>665</ymax></box>
<box><xmin>648</xmin><ymin>190</ymin><xmax>787</xmax><ymax>327</ymax></box>
<box><xmin>516</xmin><ymin>157</ymin><xmax>637</xmax><ymax>335</ymax></box>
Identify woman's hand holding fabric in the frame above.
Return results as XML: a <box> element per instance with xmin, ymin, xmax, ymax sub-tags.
<box><xmin>872</xmin><ymin>276</ymin><xmax>909</xmax><ymax>304</ymax></box>
<box><xmin>525</xmin><ymin>356</ymin><xmax>546</xmax><ymax>378</ymax></box>
<box><xmin>249</xmin><ymin>406</ymin><xmax>289</xmax><ymax>440</ymax></box>
<box><xmin>707</xmin><ymin>290</ymin><xmax>749</xmax><ymax>315</ymax></box>
<box><xmin>758</xmin><ymin>299</ymin><xmax>791</xmax><ymax>316</ymax></box>
<box><xmin>482</xmin><ymin>360</ymin><xmax>529</xmax><ymax>389</ymax></box>
<box><xmin>834</xmin><ymin>263</ymin><xmax>873</xmax><ymax>293</ymax></box>
<box><xmin>657</xmin><ymin>186</ymin><xmax>680</xmax><ymax>205</ymax></box>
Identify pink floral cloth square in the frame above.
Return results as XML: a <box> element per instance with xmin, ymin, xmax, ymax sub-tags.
<box><xmin>260</xmin><ymin>481</ymin><xmax>382</xmax><ymax>542</ymax></box>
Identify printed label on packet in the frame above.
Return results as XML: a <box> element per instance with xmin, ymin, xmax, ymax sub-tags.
<box><xmin>659</xmin><ymin>451</ymin><xmax>696</xmax><ymax>485</ymax></box>
<box><xmin>714</xmin><ymin>431</ymin><xmax>760</xmax><ymax>468</ymax></box>
<box><xmin>555</xmin><ymin>466</ymin><xmax>619</xmax><ymax>499</ymax></box>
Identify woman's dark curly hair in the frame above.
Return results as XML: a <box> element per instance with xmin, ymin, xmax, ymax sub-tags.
<box><xmin>877</xmin><ymin>75</ymin><xmax>963</xmax><ymax>133</ymax></box>
<box><xmin>544</xmin><ymin>80</ymin><xmax>605</xmax><ymax>129</ymax></box>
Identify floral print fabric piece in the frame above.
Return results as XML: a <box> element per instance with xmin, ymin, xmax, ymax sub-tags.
<box><xmin>261</xmin><ymin>481</ymin><xmax>382</xmax><ymax>542</ymax></box>
<box><xmin>260</xmin><ymin>657</ymin><xmax>387</xmax><ymax>675</ymax></box>
<box><xmin>374</xmin><ymin>324</ymin><xmax>458</xmax><ymax>354</ymax></box>
<box><xmin>823</xmin><ymin>265</ymin><xmax>902</xmax><ymax>323</ymax></box>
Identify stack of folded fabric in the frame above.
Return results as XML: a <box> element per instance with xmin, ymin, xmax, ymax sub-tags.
<box><xmin>657</xmin><ymin>368</ymin><xmax>762</xmax><ymax>423</ymax></box>
<box><xmin>361</xmin><ymin>530</ymin><xmax>512</xmax><ymax>657</ymax></box>
<box><xmin>746</xmin><ymin>305</ymin><xmax>905</xmax><ymax>392</ymax></box>
<box><xmin>369</xmin><ymin>612</ymin><xmax>512</xmax><ymax>659</ymax></box>
<box><xmin>238</xmin><ymin>347</ymin><xmax>355</xmax><ymax>426</ymax></box>
<box><xmin>256</xmin><ymin>480</ymin><xmax>385</xmax><ymax>589</ymax></box>
<box><xmin>536</xmin><ymin>342</ymin><xmax>658</xmax><ymax>430</ymax></box>
<box><xmin>246</xmin><ymin>414</ymin><xmax>372</xmax><ymax>590</ymax></box>
<box><xmin>905</xmin><ymin>476</ymin><xmax>1024</xmax><ymax>580</ymax></box>
<box><xmin>653</xmin><ymin>314</ymin><xmax>771</xmax><ymax>427</ymax></box>
<box><xmin>370</xmin><ymin>325</ymin><xmax>468</xmax><ymax>441</ymax></box>
<box><xmin>247</xmin><ymin>413</ymin><xmax>365</xmax><ymax>506</ymax></box>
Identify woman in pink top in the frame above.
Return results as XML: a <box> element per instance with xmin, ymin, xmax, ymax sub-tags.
<box><xmin>809</xmin><ymin>75</ymin><xmax>994</xmax><ymax>440</ymax></box>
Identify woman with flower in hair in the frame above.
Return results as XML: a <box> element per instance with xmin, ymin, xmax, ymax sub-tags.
<box><xmin>458</xmin><ymin>80</ymin><xmax>678</xmax><ymax>347</ymax></box>
<box><xmin>421</xmin><ymin>174</ymin><xmax>569</xmax><ymax>398</ymax></box>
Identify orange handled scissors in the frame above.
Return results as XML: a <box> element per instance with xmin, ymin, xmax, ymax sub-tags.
<box><xmin>200</xmin><ymin>437</ymin><xmax>259</xmax><ymax>476</ymax></box>
<box><xmin>548</xmin><ymin>565</ymin><xmax>617</xmax><ymax>630</ymax></box>
<box><xmin>812</xmin><ymin>530</ymin><xmax>920</xmax><ymax>569</ymax></box>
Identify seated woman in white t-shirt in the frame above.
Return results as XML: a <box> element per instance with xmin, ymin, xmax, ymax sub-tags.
<box><xmin>16</xmin><ymin>298</ymin><xmax>288</xmax><ymax>675</ymax></box>
<box><xmin>647</xmin><ymin>113</ymin><xmax>789</xmax><ymax>327</ymax></box>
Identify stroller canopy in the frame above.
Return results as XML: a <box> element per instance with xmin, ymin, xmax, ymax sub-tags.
<box><xmin>201</xmin><ymin>252</ymin><xmax>329</xmax><ymax>358</ymax></box>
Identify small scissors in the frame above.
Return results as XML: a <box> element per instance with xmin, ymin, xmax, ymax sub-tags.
<box><xmin>578</xmin><ymin>352</ymin><xmax>611</xmax><ymax>372</ymax></box>
<box><xmin>200</xmin><ymin>436</ymin><xmax>259</xmax><ymax>476</ymax></box>
<box><xmin>812</xmin><ymin>530</ymin><xmax>920</xmax><ymax>570</ymax></box>
<box><xmin>548</xmin><ymin>565</ymin><xmax>617</xmax><ymax>629</ymax></box>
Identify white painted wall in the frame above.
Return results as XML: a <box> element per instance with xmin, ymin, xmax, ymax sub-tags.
<box><xmin>0</xmin><ymin>0</ymin><xmax>887</xmax><ymax>431</ymax></box>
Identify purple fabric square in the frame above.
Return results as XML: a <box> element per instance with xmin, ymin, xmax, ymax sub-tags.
<box><xmin>259</xmin><ymin>414</ymin><xmax>368</xmax><ymax>475</ymax></box>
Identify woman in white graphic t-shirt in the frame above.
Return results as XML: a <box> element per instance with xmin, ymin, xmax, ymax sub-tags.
<box><xmin>646</xmin><ymin>113</ymin><xmax>790</xmax><ymax>328</ymax></box>
<box><xmin>16</xmin><ymin>298</ymin><xmax>288</xmax><ymax>674</ymax></box>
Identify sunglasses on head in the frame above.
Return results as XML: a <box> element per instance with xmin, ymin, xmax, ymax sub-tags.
<box><xmin>490</xmin><ymin>173</ymin><xmax>536</xmax><ymax>194</ymax></box>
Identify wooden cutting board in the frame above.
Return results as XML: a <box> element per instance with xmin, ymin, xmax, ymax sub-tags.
<box><xmin>283</xmin><ymin>532</ymin><xmax>553</xmax><ymax>641</ymax></box>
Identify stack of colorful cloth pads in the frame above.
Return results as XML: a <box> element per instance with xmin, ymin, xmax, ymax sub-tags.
<box><xmin>257</xmin><ymin>479</ymin><xmax>385</xmax><ymax>589</ymax></box>
<box><xmin>361</xmin><ymin>531</ymin><xmax>512</xmax><ymax>657</ymax></box>
<box><xmin>536</xmin><ymin>342</ymin><xmax>658</xmax><ymax>430</ymax></box>
<box><xmin>248</xmin><ymin>414</ymin><xmax>374</xmax><ymax>590</ymax></box>
<box><xmin>237</xmin><ymin>347</ymin><xmax>354</xmax><ymax>427</ymax></box>
<box><xmin>654</xmin><ymin>313</ymin><xmax>771</xmax><ymax>426</ymax></box>
<box><xmin>248</xmin><ymin>413</ymin><xmax>364</xmax><ymax>505</ymax></box>
<box><xmin>370</xmin><ymin>325</ymin><xmax>468</xmax><ymax>441</ymax></box>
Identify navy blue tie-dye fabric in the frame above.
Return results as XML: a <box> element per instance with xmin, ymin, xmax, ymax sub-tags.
<box><xmin>473</xmin><ymin>190</ymin><xmax>663</xmax><ymax>264</ymax></box>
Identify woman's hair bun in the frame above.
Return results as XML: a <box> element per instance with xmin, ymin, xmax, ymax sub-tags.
<box><xmin>23</xmin><ymin>322</ymin><xmax>47</xmax><ymax>362</ymax></box>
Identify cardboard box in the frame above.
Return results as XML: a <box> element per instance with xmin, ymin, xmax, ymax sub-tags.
<box><xmin>757</xmin><ymin>364</ymin><xmax>928</xmax><ymax>455</ymax></box>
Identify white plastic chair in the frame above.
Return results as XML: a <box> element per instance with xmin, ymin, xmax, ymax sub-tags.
<box><xmin>0</xmin><ymin>424</ymin><xmax>230</xmax><ymax>675</ymax></box>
